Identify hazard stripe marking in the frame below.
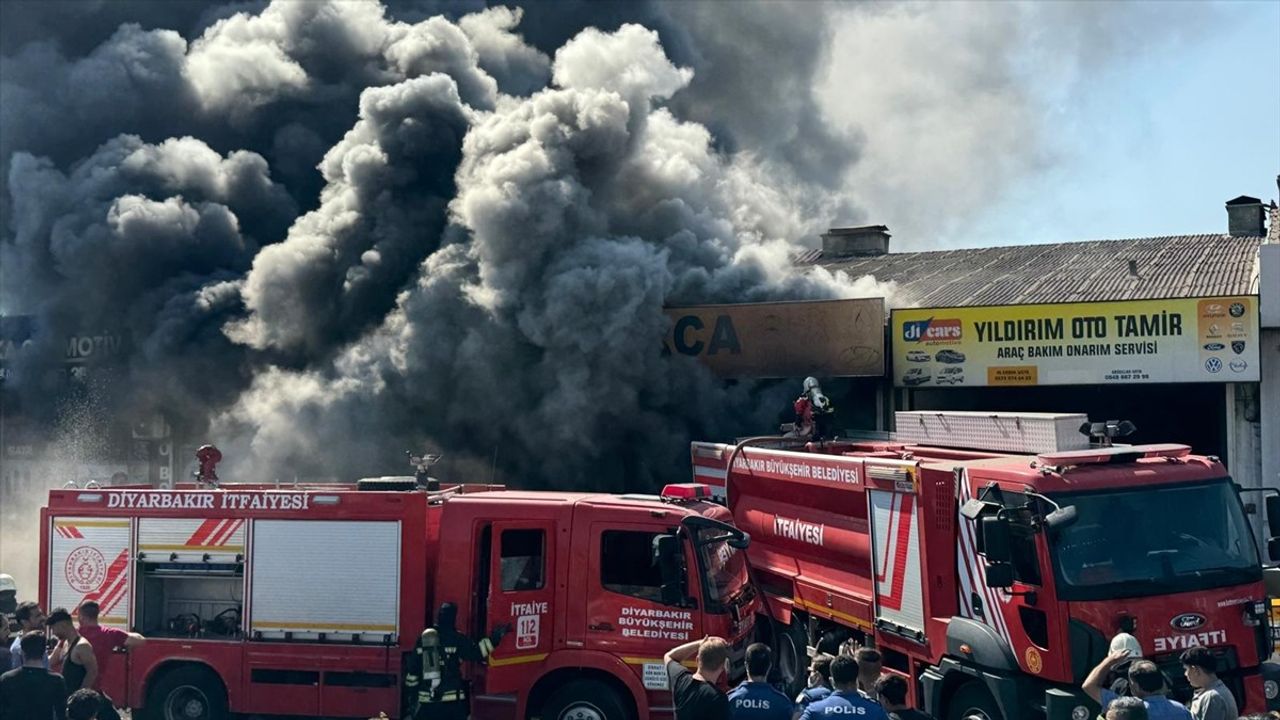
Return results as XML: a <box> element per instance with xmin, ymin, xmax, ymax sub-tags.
<box><xmin>54</xmin><ymin>520</ymin><xmax>129</xmax><ymax>528</ymax></box>
<box><xmin>488</xmin><ymin>652</ymin><xmax>549</xmax><ymax>667</ymax></box>
<box><xmin>139</xmin><ymin>544</ymin><xmax>245</xmax><ymax>553</ymax></box>
<box><xmin>186</xmin><ymin>519</ymin><xmax>222</xmax><ymax>547</ymax></box>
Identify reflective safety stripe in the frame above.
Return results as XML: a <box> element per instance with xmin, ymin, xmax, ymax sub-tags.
<box><xmin>479</xmin><ymin>638</ymin><xmax>494</xmax><ymax>657</ymax></box>
<box><xmin>405</xmin><ymin>677</ymin><xmax>419</xmax><ymax>687</ymax></box>
<box><xmin>423</xmin><ymin>671</ymin><xmax>441</xmax><ymax>679</ymax></box>
<box><xmin>419</xmin><ymin>690</ymin><xmax>466</xmax><ymax>702</ymax></box>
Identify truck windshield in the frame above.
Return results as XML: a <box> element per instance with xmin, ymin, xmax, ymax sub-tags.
<box><xmin>695</xmin><ymin>528</ymin><xmax>750</xmax><ymax>609</ymax></box>
<box><xmin>1049</xmin><ymin>478</ymin><xmax>1261</xmax><ymax>601</ymax></box>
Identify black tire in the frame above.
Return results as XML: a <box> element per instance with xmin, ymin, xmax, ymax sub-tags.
<box><xmin>357</xmin><ymin>477</ymin><xmax>418</xmax><ymax>491</ymax></box>
<box><xmin>945</xmin><ymin>681</ymin><xmax>1004</xmax><ymax>720</ymax></box>
<box><xmin>774</xmin><ymin>618</ymin><xmax>809</xmax><ymax>698</ymax></box>
<box><xmin>541</xmin><ymin>679</ymin><xmax>633</xmax><ymax>720</ymax></box>
<box><xmin>143</xmin><ymin>665</ymin><xmax>228</xmax><ymax>720</ymax></box>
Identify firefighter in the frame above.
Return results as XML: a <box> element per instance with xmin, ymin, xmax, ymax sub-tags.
<box><xmin>0</xmin><ymin>574</ymin><xmax>16</xmax><ymax>615</ymax></box>
<box><xmin>405</xmin><ymin>602</ymin><xmax>508</xmax><ymax>719</ymax></box>
<box><xmin>790</xmin><ymin>377</ymin><xmax>835</xmax><ymax>441</ymax></box>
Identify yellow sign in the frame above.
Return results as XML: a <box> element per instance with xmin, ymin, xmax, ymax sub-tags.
<box><xmin>665</xmin><ymin>298</ymin><xmax>884</xmax><ymax>378</ymax></box>
<box><xmin>892</xmin><ymin>296</ymin><xmax>1259</xmax><ymax>387</ymax></box>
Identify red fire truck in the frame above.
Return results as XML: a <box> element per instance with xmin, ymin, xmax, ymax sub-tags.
<box><xmin>692</xmin><ymin>410</ymin><xmax>1280</xmax><ymax>719</ymax></box>
<box><xmin>38</xmin><ymin>453</ymin><xmax>757</xmax><ymax>720</ymax></box>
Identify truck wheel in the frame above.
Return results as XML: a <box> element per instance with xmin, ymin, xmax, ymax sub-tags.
<box><xmin>775</xmin><ymin>619</ymin><xmax>809</xmax><ymax>697</ymax></box>
<box><xmin>144</xmin><ymin>665</ymin><xmax>227</xmax><ymax>720</ymax></box>
<box><xmin>541</xmin><ymin>679</ymin><xmax>632</xmax><ymax>720</ymax></box>
<box><xmin>945</xmin><ymin>682</ymin><xmax>1003</xmax><ymax>720</ymax></box>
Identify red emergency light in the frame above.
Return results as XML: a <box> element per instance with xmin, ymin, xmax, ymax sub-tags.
<box><xmin>661</xmin><ymin>483</ymin><xmax>712</xmax><ymax>501</ymax></box>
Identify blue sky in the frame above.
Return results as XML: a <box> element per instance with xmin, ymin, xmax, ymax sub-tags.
<box><xmin>970</xmin><ymin>1</ymin><xmax>1280</xmax><ymax>246</ymax></box>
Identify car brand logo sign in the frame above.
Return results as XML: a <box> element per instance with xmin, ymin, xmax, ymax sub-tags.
<box><xmin>1205</xmin><ymin>357</ymin><xmax>1222</xmax><ymax>373</ymax></box>
<box><xmin>1232</xmin><ymin>341</ymin><xmax>1245</xmax><ymax>355</ymax></box>
<box><xmin>901</xmin><ymin>318</ymin><xmax>962</xmax><ymax>343</ymax></box>
<box><xmin>1229</xmin><ymin>359</ymin><xmax>1248</xmax><ymax>373</ymax></box>
<box><xmin>1204</xmin><ymin>343</ymin><xmax>1225</xmax><ymax>351</ymax></box>
<box><xmin>1229</xmin><ymin>302</ymin><xmax>1245</xmax><ymax>317</ymax></box>
<box><xmin>1171</xmin><ymin>613</ymin><xmax>1207</xmax><ymax>631</ymax></box>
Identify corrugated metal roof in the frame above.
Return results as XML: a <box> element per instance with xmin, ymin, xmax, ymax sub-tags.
<box><xmin>800</xmin><ymin>234</ymin><xmax>1262</xmax><ymax>309</ymax></box>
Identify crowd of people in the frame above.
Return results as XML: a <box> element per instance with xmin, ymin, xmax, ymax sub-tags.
<box><xmin>0</xmin><ymin>600</ymin><xmax>145</xmax><ymax>720</ymax></box>
<box><xmin>664</xmin><ymin>635</ymin><xmax>1280</xmax><ymax>720</ymax></box>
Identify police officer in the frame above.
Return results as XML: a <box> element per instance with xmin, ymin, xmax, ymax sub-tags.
<box><xmin>800</xmin><ymin>656</ymin><xmax>888</xmax><ymax>720</ymax></box>
<box><xmin>727</xmin><ymin>643</ymin><xmax>796</xmax><ymax>720</ymax></box>
<box><xmin>404</xmin><ymin>602</ymin><xmax>508</xmax><ymax>719</ymax></box>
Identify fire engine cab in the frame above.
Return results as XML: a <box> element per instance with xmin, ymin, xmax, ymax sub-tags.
<box><xmin>39</xmin><ymin>451</ymin><xmax>756</xmax><ymax>720</ymax></box>
<box><xmin>693</xmin><ymin>410</ymin><xmax>1280</xmax><ymax>720</ymax></box>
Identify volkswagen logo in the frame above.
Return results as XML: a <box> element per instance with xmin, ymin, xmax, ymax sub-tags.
<box><xmin>1171</xmin><ymin>613</ymin><xmax>1207</xmax><ymax>631</ymax></box>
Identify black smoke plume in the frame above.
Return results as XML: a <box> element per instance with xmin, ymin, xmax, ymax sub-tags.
<box><xmin>1</xmin><ymin>0</ymin><xmax>884</xmax><ymax>494</ymax></box>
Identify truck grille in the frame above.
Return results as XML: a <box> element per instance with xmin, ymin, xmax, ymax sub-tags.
<box><xmin>1151</xmin><ymin>647</ymin><xmax>1244</xmax><ymax>708</ymax></box>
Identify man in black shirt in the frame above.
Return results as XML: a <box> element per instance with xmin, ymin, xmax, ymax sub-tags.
<box><xmin>665</xmin><ymin>636</ymin><xmax>732</xmax><ymax>720</ymax></box>
<box><xmin>0</xmin><ymin>632</ymin><xmax>67</xmax><ymax>720</ymax></box>
<box><xmin>875</xmin><ymin>674</ymin><xmax>934</xmax><ymax>720</ymax></box>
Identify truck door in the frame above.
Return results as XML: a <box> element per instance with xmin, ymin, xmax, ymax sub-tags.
<box><xmin>867</xmin><ymin>482</ymin><xmax>927</xmax><ymax>637</ymax></box>
<box><xmin>483</xmin><ymin>520</ymin><xmax>556</xmax><ymax>693</ymax></box>
<box><xmin>585</xmin><ymin>521</ymin><xmax>701</xmax><ymax>693</ymax></box>
<box><xmin>48</xmin><ymin>515</ymin><xmax>133</xmax><ymax>701</ymax></box>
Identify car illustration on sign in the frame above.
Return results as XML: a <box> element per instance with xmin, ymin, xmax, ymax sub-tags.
<box><xmin>935</xmin><ymin>349</ymin><xmax>966</xmax><ymax>364</ymax></box>
<box><xmin>1204</xmin><ymin>343</ymin><xmax>1225</xmax><ymax>351</ymax></box>
<box><xmin>936</xmin><ymin>367</ymin><xmax>964</xmax><ymax>385</ymax></box>
<box><xmin>906</xmin><ymin>350</ymin><xmax>930</xmax><ymax>362</ymax></box>
<box><xmin>902</xmin><ymin>368</ymin><xmax>931</xmax><ymax>386</ymax></box>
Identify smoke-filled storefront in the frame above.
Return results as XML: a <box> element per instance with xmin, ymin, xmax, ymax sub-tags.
<box><xmin>662</xmin><ymin>298</ymin><xmax>888</xmax><ymax>434</ymax></box>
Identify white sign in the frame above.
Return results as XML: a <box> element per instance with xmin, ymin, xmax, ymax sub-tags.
<box><xmin>516</xmin><ymin>614</ymin><xmax>540</xmax><ymax>650</ymax></box>
<box><xmin>643</xmin><ymin>663</ymin><xmax>669</xmax><ymax>691</ymax></box>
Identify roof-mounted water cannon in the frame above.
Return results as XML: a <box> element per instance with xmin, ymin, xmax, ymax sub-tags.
<box><xmin>1079</xmin><ymin>419</ymin><xmax>1136</xmax><ymax>447</ymax></box>
<box><xmin>194</xmin><ymin>445</ymin><xmax>222</xmax><ymax>489</ymax></box>
<box><xmin>407</xmin><ymin>451</ymin><xmax>442</xmax><ymax>491</ymax></box>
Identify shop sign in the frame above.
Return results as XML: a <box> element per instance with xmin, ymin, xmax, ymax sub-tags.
<box><xmin>891</xmin><ymin>296</ymin><xmax>1259</xmax><ymax>387</ymax></box>
<box><xmin>664</xmin><ymin>298</ymin><xmax>884</xmax><ymax>377</ymax></box>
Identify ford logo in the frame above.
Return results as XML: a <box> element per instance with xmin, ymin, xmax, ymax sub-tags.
<box><xmin>1204</xmin><ymin>343</ymin><xmax>1225</xmax><ymax>351</ymax></box>
<box><xmin>1171</xmin><ymin>613</ymin><xmax>1207</xmax><ymax>630</ymax></box>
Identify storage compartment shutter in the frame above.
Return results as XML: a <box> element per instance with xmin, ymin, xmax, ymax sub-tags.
<box><xmin>249</xmin><ymin>520</ymin><xmax>400</xmax><ymax>641</ymax></box>
<box><xmin>138</xmin><ymin>518</ymin><xmax>245</xmax><ymax>564</ymax></box>
<box><xmin>868</xmin><ymin>490</ymin><xmax>926</xmax><ymax>636</ymax></box>
<box><xmin>49</xmin><ymin>517</ymin><xmax>132</xmax><ymax>629</ymax></box>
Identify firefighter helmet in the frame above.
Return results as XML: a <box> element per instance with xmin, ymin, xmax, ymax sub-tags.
<box><xmin>421</xmin><ymin>628</ymin><xmax>440</xmax><ymax>647</ymax></box>
<box><xmin>803</xmin><ymin>376</ymin><xmax>821</xmax><ymax>393</ymax></box>
<box><xmin>0</xmin><ymin>574</ymin><xmax>15</xmax><ymax>593</ymax></box>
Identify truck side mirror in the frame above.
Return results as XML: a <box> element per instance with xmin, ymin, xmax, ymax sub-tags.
<box><xmin>654</xmin><ymin>534</ymin><xmax>687</xmax><ymax>606</ymax></box>
<box><xmin>979</xmin><ymin>517</ymin><xmax>1013</xmax><ymax>563</ymax></box>
<box><xmin>1268</xmin><ymin>537</ymin><xmax>1280</xmax><ymax>563</ymax></box>
<box><xmin>985</xmin><ymin>562</ymin><xmax>1014</xmax><ymax>588</ymax></box>
<box><xmin>1267</xmin><ymin>495</ymin><xmax>1280</xmax><ymax>538</ymax></box>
